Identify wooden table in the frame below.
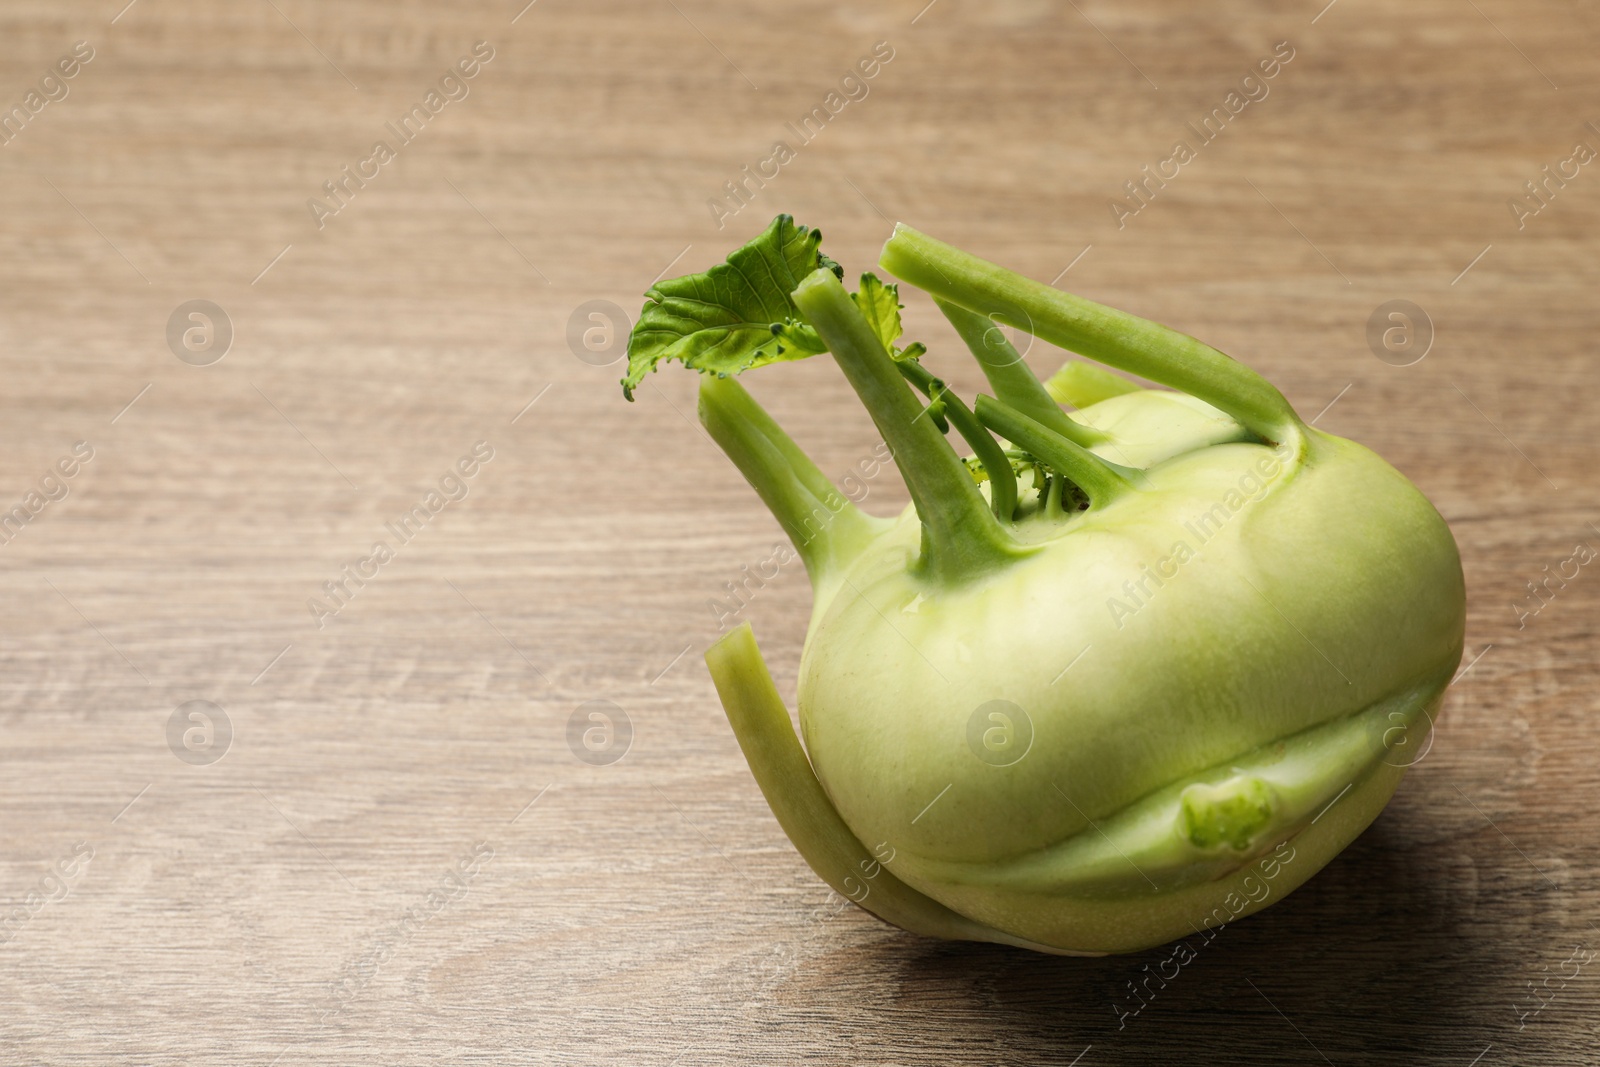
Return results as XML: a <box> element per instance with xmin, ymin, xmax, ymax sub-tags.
<box><xmin>1</xmin><ymin>1</ymin><xmax>1595</xmax><ymax>1062</ymax></box>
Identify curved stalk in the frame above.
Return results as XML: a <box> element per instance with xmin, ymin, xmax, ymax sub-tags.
<box><xmin>975</xmin><ymin>395</ymin><xmax>1137</xmax><ymax>509</ymax></box>
<box><xmin>705</xmin><ymin>623</ymin><xmax>1089</xmax><ymax>955</ymax></box>
<box><xmin>935</xmin><ymin>298</ymin><xmax>1104</xmax><ymax>447</ymax></box>
<box><xmin>699</xmin><ymin>376</ymin><xmax>889</xmax><ymax>591</ymax></box>
<box><xmin>881</xmin><ymin>224</ymin><xmax>1306</xmax><ymax>446</ymax></box>
<box><xmin>896</xmin><ymin>360</ymin><xmax>1018</xmax><ymax>522</ymax></box>
<box><xmin>1045</xmin><ymin>360</ymin><xmax>1141</xmax><ymax>409</ymax></box>
<box><xmin>791</xmin><ymin>268</ymin><xmax>1020</xmax><ymax>582</ymax></box>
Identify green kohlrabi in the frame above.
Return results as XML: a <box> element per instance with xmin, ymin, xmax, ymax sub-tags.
<box><xmin>621</xmin><ymin>215</ymin><xmax>1465</xmax><ymax>955</ymax></box>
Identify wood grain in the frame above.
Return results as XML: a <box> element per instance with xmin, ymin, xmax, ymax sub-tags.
<box><xmin>0</xmin><ymin>0</ymin><xmax>1596</xmax><ymax>1062</ymax></box>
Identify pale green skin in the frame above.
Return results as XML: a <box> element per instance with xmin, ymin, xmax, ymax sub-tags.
<box><xmin>698</xmin><ymin>224</ymin><xmax>1465</xmax><ymax>956</ymax></box>
<box><xmin>796</xmin><ymin>393</ymin><xmax>1461</xmax><ymax>953</ymax></box>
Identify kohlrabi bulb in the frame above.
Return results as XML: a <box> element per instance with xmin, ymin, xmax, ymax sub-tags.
<box><xmin>628</xmin><ymin>215</ymin><xmax>1465</xmax><ymax>955</ymax></box>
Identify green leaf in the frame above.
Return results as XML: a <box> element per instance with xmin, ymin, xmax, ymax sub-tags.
<box><xmin>621</xmin><ymin>215</ymin><xmax>843</xmax><ymax>400</ymax></box>
<box><xmin>851</xmin><ymin>273</ymin><xmax>902</xmax><ymax>353</ymax></box>
<box><xmin>851</xmin><ymin>273</ymin><xmax>929</xmax><ymax>363</ymax></box>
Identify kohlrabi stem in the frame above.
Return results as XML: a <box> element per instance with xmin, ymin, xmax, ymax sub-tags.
<box><xmin>896</xmin><ymin>360</ymin><xmax>1018</xmax><ymax>522</ymax></box>
<box><xmin>975</xmin><ymin>395</ymin><xmax>1135</xmax><ymax>509</ymax></box>
<box><xmin>699</xmin><ymin>375</ymin><xmax>888</xmax><ymax>587</ymax></box>
<box><xmin>1044</xmin><ymin>471</ymin><xmax>1065</xmax><ymax>519</ymax></box>
<box><xmin>791</xmin><ymin>268</ymin><xmax>1020</xmax><ymax>580</ymax></box>
<box><xmin>1045</xmin><ymin>360</ymin><xmax>1141</xmax><ymax>409</ymax></box>
<box><xmin>881</xmin><ymin>224</ymin><xmax>1306</xmax><ymax>446</ymax></box>
<box><xmin>935</xmin><ymin>298</ymin><xmax>1105</xmax><ymax>448</ymax></box>
<box><xmin>705</xmin><ymin>623</ymin><xmax>1079</xmax><ymax>955</ymax></box>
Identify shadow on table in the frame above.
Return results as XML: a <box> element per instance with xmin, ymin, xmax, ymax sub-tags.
<box><xmin>873</xmin><ymin>810</ymin><xmax>1514</xmax><ymax>1064</ymax></box>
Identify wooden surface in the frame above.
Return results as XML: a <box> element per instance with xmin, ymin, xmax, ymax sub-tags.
<box><xmin>1</xmin><ymin>0</ymin><xmax>1597</xmax><ymax>1063</ymax></box>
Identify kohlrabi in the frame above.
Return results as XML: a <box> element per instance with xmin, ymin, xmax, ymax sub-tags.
<box><xmin>622</xmin><ymin>215</ymin><xmax>1465</xmax><ymax>955</ymax></box>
